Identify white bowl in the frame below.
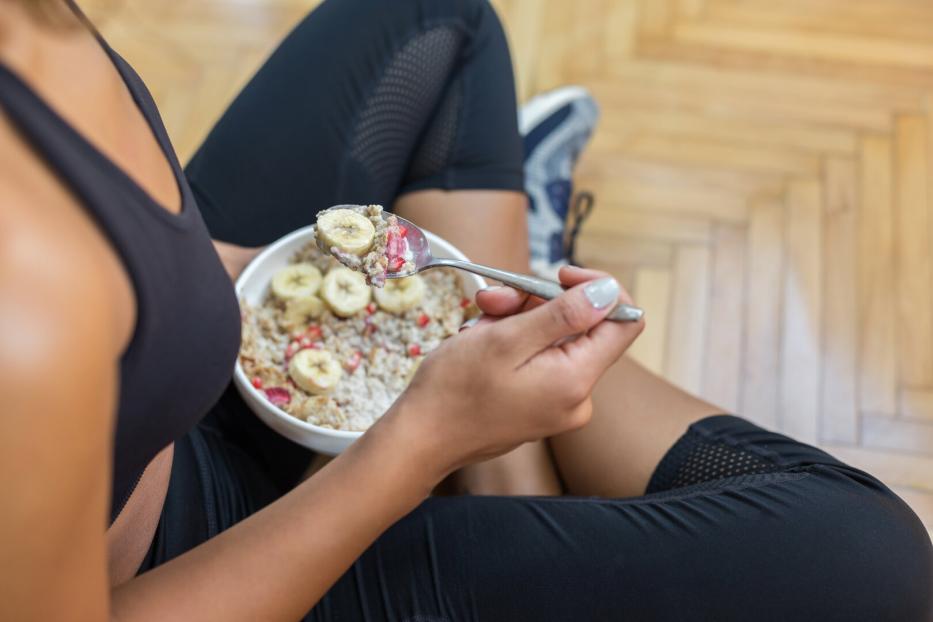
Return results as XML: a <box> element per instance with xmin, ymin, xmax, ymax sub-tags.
<box><xmin>233</xmin><ymin>225</ymin><xmax>485</xmax><ymax>455</ymax></box>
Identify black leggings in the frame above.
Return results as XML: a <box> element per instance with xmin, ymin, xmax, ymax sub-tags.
<box><xmin>156</xmin><ymin>1</ymin><xmax>933</xmax><ymax>620</ymax></box>
<box><xmin>186</xmin><ymin>0</ymin><xmax>524</xmax><ymax>247</ymax></box>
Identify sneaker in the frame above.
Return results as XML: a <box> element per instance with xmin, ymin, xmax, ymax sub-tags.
<box><xmin>520</xmin><ymin>86</ymin><xmax>599</xmax><ymax>280</ymax></box>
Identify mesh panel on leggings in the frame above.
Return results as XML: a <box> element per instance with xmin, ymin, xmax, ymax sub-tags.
<box><xmin>406</xmin><ymin>78</ymin><xmax>462</xmax><ymax>183</ymax></box>
<box><xmin>349</xmin><ymin>27</ymin><xmax>463</xmax><ymax>199</ymax></box>
<box><xmin>647</xmin><ymin>428</ymin><xmax>781</xmax><ymax>493</ymax></box>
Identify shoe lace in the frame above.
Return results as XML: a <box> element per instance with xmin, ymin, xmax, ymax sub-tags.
<box><xmin>564</xmin><ymin>191</ymin><xmax>595</xmax><ymax>265</ymax></box>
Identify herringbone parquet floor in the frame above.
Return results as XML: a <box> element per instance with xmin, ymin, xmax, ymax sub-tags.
<box><xmin>82</xmin><ymin>0</ymin><xmax>933</xmax><ymax>529</ymax></box>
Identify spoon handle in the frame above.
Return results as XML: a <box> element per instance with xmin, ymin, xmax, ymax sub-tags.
<box><xmin>429</xmin><ymin>258</ymin><xmax>644</xmax><ymax>322</ymax></box>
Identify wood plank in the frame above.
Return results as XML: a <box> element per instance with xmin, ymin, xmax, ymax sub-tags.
<box><xmin>628</xmin><ymin>267</ymin><xmax>673</xmax><ymax>375</ymax></box>
<box><xmin>858</xmin><ymin>136</ymin><xmax>898</xmax><ymax>415</ymax></box>
<box><xmin>622</xmin><ymin>134</ymin><xmax>821</xmax><ymax>176</ymax></box>
<box><xmin>574</xmin><ymin>173</ymin><xmax>749</xmax><ymax>222</ymax></box>
<box><xmin>862</xmin><ymin>415</ymin><xmax>933</xmax><ymax>454</ymax></box>
<box><xmin>820</xmin><ymin>158</ymin><xmax>859</xmax><ymax>444</ymax></box>
<box><xmin>534</xmin><ymin>0</ymin><xmax>575</xmax><ymax>90</ymax></box>
<box><xmin>894</xmin><ymin>115</ymin><xmax>933</xmax><ymax>386</ymax></box>
<box><xmin>493</xmin><ymin>0</ymin><xmax>546</xmax><ymax>101</ymax></box>
<box><xmin>566</xmin><ymin>0</ymin><xmax>606</xmax><ymax>78</ymax></box>
<box><xmin>576</xmin><ymin>234</ymin><xmax>675</xmax><ymax>268</ymax></box>
<box><xmin>577</xmin><ymin>154</ymin><xmax>784</xmax><ymax>198</ymax></box>
<box><xmin>741</xmin><ymin>196</ymin><xmax>784</xmax><ymax>429</ymax></box>
<box><xmin>606</xmin><ymin>60</ymin><xmax>924</xmax><ymax>114</ymax></box>
<box><xmin>584</xmin><ymin>206</ymin><xmax>712</xmax><ymax>244</ymax></box>
<box><xmin>824</xmin><ymin>444</ymin><xmax>933</xmax><ymax>493</ymax></box>
<box><xmin>703</xmin><ymin>223</ymin><xmax>746</xmax><ymax>412</ymax></box>
<box><xmin>677</xmin><ymin>0</ymin><xmax>706</xmax><ymax>19</ymax></box>
<box><xmin>637</xmin><ymin>0</ymin><xmax>674</xmax><ymax>37</ymax></box>
<box><xmin>673</xmin><ymin>19</ymin><xmax>933</xmax><ymax>70</ymax></box>
<box><xmin>589</xmin><ymin>80</ymin><xmax>893</xmax><ymax>132</ymax></box>
<box><xmin>780</xmin><ymin>179</ymin><xmax>822</xmax><ymax>443</ymax></box>
<box><xmin>604</xmin><ymin>0</ymin><xmax>639</xmax><ymax>63</ymax></box>
<box><xmin>595</xmin><ymin>108</ymin><xmax>858</xmax><ymax>155</ymax></box>
<box><xmin>706</xmin><ymin>0</ymin><xmax>933</xmax><ymax>44</ymax></box>
<box><xmin>665</xmin><ymin>245</ymin><xmax>712</xmax><ymax>395</ymax></box>
<box><xmin>900</xmin><ymin>389</ymin><xmax>933</xmax><ymax>421</ymax></box>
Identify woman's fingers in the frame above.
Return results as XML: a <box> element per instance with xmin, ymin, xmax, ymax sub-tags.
<box><xmin>474</xmin><ymin>285</ymin><xmax>530</xmax><ymax>316</ymax></box>
<box><xmin>559</xmin><ymin>265</ymin><xmax>635</xmax><ymax>305</ymax></box>
<box><xmin>505</xmin><ymin>277</ymin><xmax>622</xmax><ymax>358</ymax></box>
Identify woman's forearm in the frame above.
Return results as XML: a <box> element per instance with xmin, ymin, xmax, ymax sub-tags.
<box><xmin>111</xmin><ymin>407</ymin><xmax>440</xmax><ymax>622</ymax></box>
<box><xmin>213</xmin><ymin>240</ymin><xmax>263</xmax><ymax>281</ymax></box>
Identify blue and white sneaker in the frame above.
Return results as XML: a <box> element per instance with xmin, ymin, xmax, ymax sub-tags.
<box><xmin>520</xmin><ymin>86</ymin><xmax>599</xmax><ymax>280</ymax></box>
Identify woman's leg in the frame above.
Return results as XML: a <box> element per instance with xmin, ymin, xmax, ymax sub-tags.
<box><xmin>550</xmin><ymin>356</ymin><xmax>722</xmax><ymax>497</ymax></box>
<box><xmin>311</xmin><ymin>416</ymin><xmax>933</xmax><ymax>622</ymax></box>
<box><xmin>396</xmin><ymin>189</ymin><xmax>563</xmax><ymax>495</ymax></box>
<box><xmin>186</xmin><ymin>0</ymin><xmax>523</xmax><ymax>246</ymax></box>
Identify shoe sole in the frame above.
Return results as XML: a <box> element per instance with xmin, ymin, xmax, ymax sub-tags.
<box><xmin>519</xmin><ymin>85</ymin><xmax>592</xmax><ymax>135</ymax></box>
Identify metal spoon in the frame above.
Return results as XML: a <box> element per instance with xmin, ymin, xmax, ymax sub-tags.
<box><xmin>387</xmin><ymin>214</ymin><xmax>644</xmax><ymax>322</ymax></box>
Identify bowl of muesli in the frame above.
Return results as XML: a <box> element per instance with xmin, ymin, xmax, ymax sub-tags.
<box><xmin>234</xmin><ymin>223</ymin><xmax>484</xmax><ymax>455</ymax></box>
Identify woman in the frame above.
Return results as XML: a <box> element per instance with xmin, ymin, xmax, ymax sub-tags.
<box><xmin>1</xmin><ymin>1</ymin><xmax>930</xmax><ymax>620</ymax></box>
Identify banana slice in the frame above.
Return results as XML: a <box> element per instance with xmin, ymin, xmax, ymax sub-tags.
<box><xmin>373</xmin><ymin>275</ymin><xmax>425</xmax><ymax>313</ymax></box>
<box><xmin>288</xmin><ymin>348</ymin><xmax>342</xmax><ymax>395</ymax></box>
<box><xmin>317</xmin><ymin>208</ymin><xmax>376</xmax><ymax>256</ymax></box>
<box><xmin>320</xmin><ymin>267</ymin><xmax>371</xmax><ymax>317</ymax></box>
<box><xmin>271</xmin><ymin>263</ymin><xmax>322</xmax><ymax>301</ymax></box>
<box><xmin>280</xmin><ymin>295</ymin><xmax>325</xmax><ymax>332</ymax></box>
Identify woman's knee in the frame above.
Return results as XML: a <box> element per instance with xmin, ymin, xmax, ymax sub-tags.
<box><xmin>801</xmin><ymin>468</ymin><xmax>932</xmax><ymax>620</ymax></box>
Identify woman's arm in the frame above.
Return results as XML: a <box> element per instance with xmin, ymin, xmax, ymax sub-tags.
<box><xmin>213</xmin><ymin>240</ymin><xmax>263</xmax><ymax>281</ymax></box>
<box><xmin>113</xmin><ymin>408</ymin><xmax>436</xmax><ymax>621</ymax></box>
<box><xmin>5</xmin><ymin>193</ymin><xmax>639</xmax><ymax>621</ymax></box>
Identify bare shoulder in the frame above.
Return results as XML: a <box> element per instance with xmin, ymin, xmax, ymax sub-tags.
<box><xmin>0</xmin><ymin>113</ymin><xmax>123</xmax><ymax>433</ymax></box>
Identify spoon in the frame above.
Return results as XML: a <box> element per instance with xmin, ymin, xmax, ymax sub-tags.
<box><xmin>387</xmin><ymin>214</ymin><xmax>644</xmax><ymax>322</ymax></box>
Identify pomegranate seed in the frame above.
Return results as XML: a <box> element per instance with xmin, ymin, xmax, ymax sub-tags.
<box><xmin>398</xmin><ymin>225</ymin><xmax>408</xmax><ymax>237</ymax></box>
<box><xmin>364</xmin><ymin>323</ymin><xmax>378</xmax><ymax>336</ymax></box>
<box><xmin>264</xmin><ymin>387</ymin><xmax>291</xmax><ymax>406</ymax></box>
<box><xmin>306</xmin><ymin>325</ymin><xmax>323</xmax><ymax>340</ymax></box>
<box><xmin>460</xmin><ymin>297</ymin><xmax>471</xmax><ymax>308</ymax></box>
<box><xmin>285</xmin><ymin>341</ymin><xmax>298</xmax><ymax>360</ymax></box>
<box><xmin>389</xmin><ymin>256</ymin><xmax>406</xmax><ymax>271</ymax></box>
<box><xmin>299</xmin><ymin>336</ymin><xmax>312</xmax><ymax>348</ymax></box>
<box><xmin>366</xmin><ymin>302</ymin><xmax>377</xmax><ymax>315</ymax></box>
<box><xmin>407</xmin><ymin>343</ymin><xmax>421</xmax><ymax>357</ymax></box>
<box><xmin>345</xmin><ymin>351</ymin><xmax>363</xmax><ymax>373</ymax></box>
<box><xmin>417</xmin><ymin>313</ymin><xmax>430</xmax><ymax>327</ymax></box>
<box><xmin>251</xmin><ymin>376</ymin><xmax>263</xmax><ymax>389</ymax></box>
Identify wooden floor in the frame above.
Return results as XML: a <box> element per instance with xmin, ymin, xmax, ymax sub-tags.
<box><xmin>82</xmin><ymin>0</ymin><xmax>933</xmax><ymax>529</ymax></box>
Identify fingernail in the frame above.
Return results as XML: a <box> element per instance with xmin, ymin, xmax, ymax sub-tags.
<box><xmin>478</xmin><ymin>286</ymin><xmax>505</xmax><ymax>293</ymax></box>
<box><xmin>459</xmin><ymin>317</ymin><xmax>480</xmax><ymax>332</ymax></box>
<box><xmin>583</xmin><ymin>277</ymin><xmax>619</xmax><ymax>310</ymax></box>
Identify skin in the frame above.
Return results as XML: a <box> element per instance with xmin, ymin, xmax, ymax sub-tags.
<box><xmin>0</xmin><ymin>2</ymin><xmax>720</xmax><ymax>619</ymax></box>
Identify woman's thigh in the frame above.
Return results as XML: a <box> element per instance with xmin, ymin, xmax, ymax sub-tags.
<box><xmin>185</xmin><ymin>0</ymin><xmax>521</xmax><ymax>247</ymax></box>
<box><xmin>311</xmin><ymin>417</ymin><xmax>933</xmax><ymax>622</ymax></box>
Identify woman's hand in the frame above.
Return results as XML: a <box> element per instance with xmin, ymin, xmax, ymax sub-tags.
<box><xmin>390</xmin><ymin>265</ymin><xmax>644</xmax><ymax>478</ymax></box>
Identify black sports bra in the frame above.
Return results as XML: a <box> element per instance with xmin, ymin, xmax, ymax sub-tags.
<box><xmin>0</xmin><ymin>34</ymin><xmax>241</xmax><ymax>522</ymax></box>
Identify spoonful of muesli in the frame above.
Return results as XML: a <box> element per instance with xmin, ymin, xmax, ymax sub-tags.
<box><xmin>314</xmin><ymin>205</ymin><xmax>643</xmax><ymax>322</ymax></box>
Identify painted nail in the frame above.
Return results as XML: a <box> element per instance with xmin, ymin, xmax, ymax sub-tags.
<box><xmin>459</xmin><ymin>317</ymin><xmax>480</xmax><ymax>332</ymax></box>
<box><xmin>583</xmin><ymin>277</ymin><xmax>619</xmax><ymax>310</ymax></box>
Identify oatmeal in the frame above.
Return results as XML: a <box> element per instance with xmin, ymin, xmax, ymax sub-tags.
<box><xmin>240</xmin><ymin>239</ymin><xmax>477</xmax><ymax>431</ymax></box>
